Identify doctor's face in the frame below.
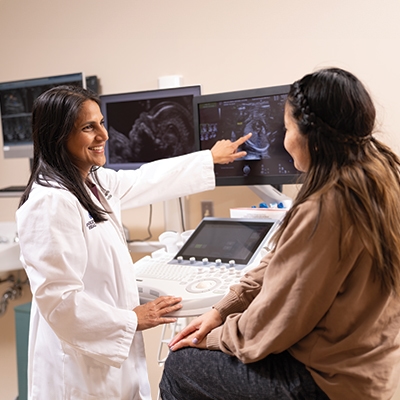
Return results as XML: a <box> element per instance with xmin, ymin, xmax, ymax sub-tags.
<box><xmin>66</xmin><ymin>100</ymin><xmax>108</xmax><ymax>178</ymax></box>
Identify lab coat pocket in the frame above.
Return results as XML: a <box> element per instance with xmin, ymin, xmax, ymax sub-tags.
<box><xmin>63</xmin><ymin>346</ymin><xmax>122</xmax><ymax>400</ymax></box>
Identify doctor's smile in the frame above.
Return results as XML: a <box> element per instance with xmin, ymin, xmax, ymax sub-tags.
<box><xmin>88</xmin><ymin>146</ymin><xmax>105</xmax><ymax>151</ymax></box>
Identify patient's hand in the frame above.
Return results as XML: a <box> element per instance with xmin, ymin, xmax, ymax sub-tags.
<box><xmin>168</xmin><ymin>308</ymin><xmax>223</xmax><ymax>351</ymax></box>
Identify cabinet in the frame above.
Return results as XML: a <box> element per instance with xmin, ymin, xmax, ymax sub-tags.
<box><xmin>14</xmin><ymin>302</ymin><xmax>31</xmax><ymax>400</ymax></box>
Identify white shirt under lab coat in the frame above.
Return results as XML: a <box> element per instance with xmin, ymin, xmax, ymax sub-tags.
<box><xmin>16</xmin><ymin>150</ymin><xmax>215</xmax><ymax>400</ymax></box>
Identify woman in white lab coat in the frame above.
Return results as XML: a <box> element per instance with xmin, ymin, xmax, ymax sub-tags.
<box><xmin>16</xmin><ymin>85</ymin><xmax>250</xmax><ymax>400</ymax></box>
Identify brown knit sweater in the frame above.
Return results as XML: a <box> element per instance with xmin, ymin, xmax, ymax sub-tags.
<box><xmin>207</xmin><ymin>189</ymin><xmax>400</xmax><ymax>400</ymax></box>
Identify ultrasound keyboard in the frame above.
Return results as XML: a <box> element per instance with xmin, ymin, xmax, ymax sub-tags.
<box><xmin>135</xmin><ymin>253</ymin><xmax>197</xmax><ymax>282</ymax></box>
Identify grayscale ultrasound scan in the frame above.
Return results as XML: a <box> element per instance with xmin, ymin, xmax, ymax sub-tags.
<box><xmin>106</xmin><ymin>97</ymin><xmax>195</xmax><ymax>164</ymax></box>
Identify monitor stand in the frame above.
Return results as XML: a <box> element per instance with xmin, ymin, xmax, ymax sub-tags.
<box><xmin>250</xmin><ymin>184</ymin><xmax>293</xmax><ymax>208</ymax></box>
<box><xmin>163</xmin><ymin>197</ymin><xmax>189</xmax><ymax>233</ymax></box>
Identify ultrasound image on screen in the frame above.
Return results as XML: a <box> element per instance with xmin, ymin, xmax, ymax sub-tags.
<box><xmin>106</xmin><ymin>95</ymin><xmax>196</xmax><ymax>164</ymax></box>
<box><xmin>200</xmin><ymin>95</ymin><xmax>286</xmax><ymax>161</ymax></box>
<box><xmin>198</xmin><ymin>91</ymin><xmax>299</xmax><ymax>183</ymax></box>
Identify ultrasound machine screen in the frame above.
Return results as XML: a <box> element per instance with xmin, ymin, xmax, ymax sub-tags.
<box><xmin>194</xmin><ymin>85</ymin><xmax>300</xmax><ymax>187</ymax></box>
<box><xmin>174</xmin><ymin>218</ymin><xmax>275</xmax><ymax>267</ymax></box>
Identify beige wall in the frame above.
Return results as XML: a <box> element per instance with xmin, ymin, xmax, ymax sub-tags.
<box><xmin>1</xmin><ymin>1</ymin><xmax>400</xmax><ymax>398</ymax></box>
<box><xmin>1</xmin><ymin>0</ymin><xmax>400</xmax><ymax>237</ymax></box>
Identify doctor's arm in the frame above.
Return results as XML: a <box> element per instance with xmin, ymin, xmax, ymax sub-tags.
<box><xmin>113</xmin><ymin>132</ymin><xmax>252</xmax><ymax>210</ymax></box>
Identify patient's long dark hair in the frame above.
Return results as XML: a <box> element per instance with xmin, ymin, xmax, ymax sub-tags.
<box><xmin>273</xmin><ymin>68</ymin><xmax>400</xmax><ymax>295</ymax></box>
<box><xmin>18</xmin><ymin>85</ymin><xmax>108</xmax><ymax>223</ymax></box>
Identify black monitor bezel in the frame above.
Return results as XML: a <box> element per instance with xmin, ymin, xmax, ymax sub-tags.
<box><xmin>100</xmin><ymin>85</ymin><xmax>201</xmax><ymax>171</ymax></box>
<box><xmin>193</xmin><ymin>84</ymin><xmax>301</xmax><ymax>187</ymax></box>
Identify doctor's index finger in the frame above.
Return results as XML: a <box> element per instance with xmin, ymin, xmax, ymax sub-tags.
<box><xmin>233</xmin><ymin>132</ymin><xmax>252</xmax><ymax>148</ymax></box>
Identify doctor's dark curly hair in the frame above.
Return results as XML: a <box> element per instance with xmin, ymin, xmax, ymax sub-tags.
<box><xmin>19</xmin><ymin>85</ymin><xmax>108</xmax><ymax>223</ymax></box>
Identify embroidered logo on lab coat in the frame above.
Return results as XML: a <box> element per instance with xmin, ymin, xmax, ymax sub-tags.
<box><xmin>86</xmin><ymin>213</ymin><xmax>97</xmax><ymax>230</ymax></box>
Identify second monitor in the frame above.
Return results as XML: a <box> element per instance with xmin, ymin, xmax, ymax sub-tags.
<box><xmin>101</xmin><ymin>85</ymin><xmax>201</xmax><ymax>171</ymax></box>
<box><xmin>194</xmin><ymin>84</ymin><xmax>300</xmax><ymax>188</ymax></box>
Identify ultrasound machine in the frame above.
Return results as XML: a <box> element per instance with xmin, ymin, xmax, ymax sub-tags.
<box><xmin>134</xmin><ymin>217</ymin><xmax>279</xmax><ymax>317</ymax></box>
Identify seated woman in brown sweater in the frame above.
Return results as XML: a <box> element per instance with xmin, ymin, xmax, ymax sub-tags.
<box><xmin>159</xmin><ymin>68</ymin><xmax>400</xmax><ymax>400</ymax></box>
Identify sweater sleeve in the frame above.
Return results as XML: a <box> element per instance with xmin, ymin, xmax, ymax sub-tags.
<box><xmin>207</xmin><ymin>194</ymin><xmax>360</xmax><ymax>363</ymax></box>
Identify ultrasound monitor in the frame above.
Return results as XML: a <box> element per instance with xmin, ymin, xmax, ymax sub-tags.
<box><xmin>0</xmin><ymin>72</ymin><xmax>87</xmax><ymax>160</ymax></box>
<box><xmin>100</xmin><ymin>85</ymin><xmax>201</xmax><ymax>170</ymax></box>
<box><xmin>173</xmin><ymin>217</ymin><xmax>275</xmax><ymax>267</ymax></box>
<box><xmin>194</xmin><ymin>85</ymin><xmax>300</xmax><ymax>188</ymax></box>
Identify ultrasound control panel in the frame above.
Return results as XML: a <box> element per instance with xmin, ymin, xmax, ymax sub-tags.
<box><xmin>135</xmin><ymin>217</ymin><xmax>278</xmax><ymax>316</ymax></box>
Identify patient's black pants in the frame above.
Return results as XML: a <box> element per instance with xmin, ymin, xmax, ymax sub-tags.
<box><xmin>159</xmin><ymin>348</ymin><xmax>329</xmax><ymax>400</ymax></box>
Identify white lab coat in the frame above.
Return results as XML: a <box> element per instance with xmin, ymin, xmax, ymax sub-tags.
<box><xmin>16</xmin><ymin>151</ymin><xmax>215</xmax><ymax>400</ymax></box>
